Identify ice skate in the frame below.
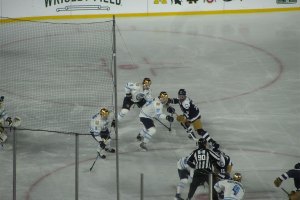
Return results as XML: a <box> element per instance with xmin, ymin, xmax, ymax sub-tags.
<box><xmin>188</xmin><ymin>132</ymin><xmax>196</xmax><ymax>140</ymax></box>
<box><xmin>139</xmin><ymin>142</ymin><xmax>148</xmax><ymax>151</ymax></box>
<box><xmin>97</xmin><ymin>149</ymin><xmax>106</xmax><ymax>159</ymax></box>
<box><xmin>136</xmin><ymin>133</ymin><xmax>143</xmax><ymax>142</ymax></box>
<box><xmin>105</xmin><ymin>147</ymin><xmax>115</xmax><ymax>153</ymax></box>
<box><xmin>174</xmin><ymin>193</ymin><xmax>184</xmax><ymax>200</ymax></box>
<box><xmin>209</xmin><ymin>139</ymin><xmax>220</xmax><ymax>150</ymax></box>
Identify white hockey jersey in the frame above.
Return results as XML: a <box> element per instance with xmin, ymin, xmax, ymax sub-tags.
<box><xmin>90</xmin><ymin>113</ymin><xmax>110</xmax><ymax>136</ymax></box>
<box><xmin>214</xmin><ymin>179</ymin><xmax>245</xmax><ymax>200</ymax></box>
<box><xmin>139</xmin><ymin>98</ymin><xmax>166</xmax><ymax>120</ymax></box>
<box><xmin>0</xmin><ymin>105</ymin><xmax>9</xmax><ymax>125</ymax></box>
<box><xmin>125</xmin><ymin>82</ymin><xmax>152</xmax><ymax>103</ymax></box>
<box><xmin>177</xmin><ymin>156</ymin><xmax>194</xmax><ymax>173</ymax></box>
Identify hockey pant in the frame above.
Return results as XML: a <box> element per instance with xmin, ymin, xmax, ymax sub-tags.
<box><xmin>139</xmin><ymin>117</ymin><xmax>156</xmax><ymax>144</ymax></box>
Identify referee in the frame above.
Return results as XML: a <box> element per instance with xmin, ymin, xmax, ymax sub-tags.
<box><xmin>186</xmin><ymin>138</ymin><xmax>220</xmax><ymax>200</ymax></box>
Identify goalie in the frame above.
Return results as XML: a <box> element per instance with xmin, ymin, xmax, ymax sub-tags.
<box><xmin>0</xmin><ymin>96</ymin><xmax>21</xmax><ymax>147</ymax></box>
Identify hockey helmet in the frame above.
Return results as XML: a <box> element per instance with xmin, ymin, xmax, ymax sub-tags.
<box><xmin>197</xmin><ymin>138</ymin><xmax>207</xmax><ymax>148</ymax></box>
<box><xmin>295</xmin><ymin>163</ymin><xmax>300</xmax><ymax>169</ymax></box>
<box><xmin>158</xmin><ymin>91</ymin><xmax>169</xmax><ymax>104</ymax></box>
<box><xmin>142</xmin><ymin>78</ymin><xmax>151</xmax><ymax>90</ymax></box>
<box><xmin>0</xmin><ymin>96</ymin><xmax>4</xmax><ymax>107</ymax></box>
<box><xmin>99</xmin><ymin>108</ymin><xmax>109</xmax><ymax>119</ymax></box>
<box><xmin>232</xmin><ymin>172</ymin><xmax>242</xmax><ymax>182</ymax></box>
<box><xmin>178</xmin><ymin>89</ymin><xmax>186</xmax><ymax>102</ymax></box>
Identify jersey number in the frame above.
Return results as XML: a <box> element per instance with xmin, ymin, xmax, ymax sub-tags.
<box><xmin>232</xmin><ymin>185</ymin><xmax>240</xmax><ymax>195</ymax></box>
<box><xmin>197</xmin><ymin>154</ymin><xmax>206</xmax><ymax>160</ymax></box>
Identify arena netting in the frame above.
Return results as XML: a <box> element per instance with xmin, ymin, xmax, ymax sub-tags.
<box><xmin>0</xmin><ymin>17</ymin><xmax>115</xmax><ymax>134</ymax></box>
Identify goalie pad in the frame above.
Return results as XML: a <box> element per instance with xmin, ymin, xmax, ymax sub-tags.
<box><xmin>11</xmin><ymin>117</ymin><xmax>21</xmax><ymax>127</ymax></box>
<box><xmin>0</xmin><ymin>132</ymin><xmax>8</xmax><ymax>143</ymax></box>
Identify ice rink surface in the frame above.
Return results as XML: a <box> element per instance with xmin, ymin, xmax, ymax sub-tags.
<box><xmin>1</xmin><ymin>11</ymin><xmax>300</xmax><ymax>200</ymax></box>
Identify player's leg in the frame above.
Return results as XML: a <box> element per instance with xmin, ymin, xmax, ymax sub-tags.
<box><xmin>290</xmin><ymin>191</ymin><xmax>300</xmax><ymax>200</ymax></box>
<box><xmin>176</xmin><ymin>115</ymin><xmax>196</xmax><ymax>140</ymax></box>
<box><xmin>118</xmin><ymin>97</ymin><xmax>134</xmax><ymax>121</ymax></box>
<box><xmin>193</xmin><ymin>118</ymin><xmax>219</xmax><ymax>149</ymax></box>
<box><xmin>175</xmin><ymin>169</ymin><xmax>189</xmax><ymax>200</ymax></box>
<box><xmin>139</xmin><ymin>117</ymin><xmax>155</xmax><ymax>151</ymax></box>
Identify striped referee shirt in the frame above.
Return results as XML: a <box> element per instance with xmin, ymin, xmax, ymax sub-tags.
<box><xmin>187</xmin><ymin>148</ymin><xmax>220</xmax><ymax>171</ymax></box>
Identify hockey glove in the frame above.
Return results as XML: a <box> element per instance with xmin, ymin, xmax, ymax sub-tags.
<box><xmin>136</xmin><ymin>99</ymin><xmax>146</xmax><ymax>108</ymax></box>
<box><xmin>274</xmin><ymin>177</ymin><xmax>282</xmax><ymax>187</ymax></box>
<box><xmin>176</xmin><ymin>115</ymin><xmax>186</xmax><ymax>123</ymax></box>
<box><xmin>6</xmin><ymin>117</ymin><xmax>13</xmax><ymax>126</ymax></box>
<box><xmin>111</xmin><ymin>120</ymin><xmax>116</xmax><ymax>128</ymax></box>
<box><xmin>218</xmin><ymin>192</ymin><xmax>224</xmax><ymax>199</ymax></box>
<box><xmin>99</xmin><ymin>141</ymin><xmax>106</xmax><ymax>149</ymax></box>
<box><xmin>166</xmin><ymin>115</ymin><xmax>174</xmax><ymax>122</ymax></box>
<box><xmin>167</xmin><ymin>106</ymin><xmax>175</xmax><ymax>114</ymax></box>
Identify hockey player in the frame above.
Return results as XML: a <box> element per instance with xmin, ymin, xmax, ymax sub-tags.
<box><xmin>212</xmin><ymin>149</ymin><xmax>233</xmax><ymax>200</ymax></box>
<box><xmin>90</xmin><ymin>108</ymin><xmax>115</xmax><ymax>159</ymax></box>
<box><xmin>117</xmin><ymin>78</ymin><xmax>153</xmax><ymax>122</ymax></box>
<box><xmin>274</xmin><ymin>163</ymin><xmax>300</xmax><ymax>200</ymax></box>
<box><xmin>186</xmin><ymin>138</ymin><xmax>220</xmax><ymax>200</ymax></box>
<box><xmin>214</xmin><ymin>172</ymin><xmax>245</xmax><ymax>200</ymax></box>
<box><xmin>138</xmin><ymin>91</ymin><xmax>174</xmax><ymax>151</ymax></box>
<box><xmin>167</xmin><ymin>89</ymin><xmax>219</xmax><ymax>149</ymax></box>
<box><xmin>174</xmin><ymin>155</ymin><xmax>194</xmax><ymax>200</ymax></box>
<box><xmin>0</xmin><ymin>96</ymin><xmax>13</xmax><ymax>147</ymax></box>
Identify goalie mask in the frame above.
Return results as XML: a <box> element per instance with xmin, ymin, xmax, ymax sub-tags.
<box><xmin>99</xmin><ymin>108</ymin><xmax>109</xmax><ymax>119</ymax></box>
<box><xmin>233</xmin><ymin>172</ymin><xmax>242</xmax><ymax>182</ymax></box>
<box><xmin>158</xmin><ymin>91</ymin><xmax>168</xmax><ymax>104</ymax></box>
<box><xmin>142</xmin><ymin>78</ymin><xmax>151</xmax><ymax>90</ymax></box>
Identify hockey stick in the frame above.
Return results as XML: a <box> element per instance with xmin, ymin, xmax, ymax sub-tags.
<box><xmin>173</xmin><ymin>111</ymin><xmax>198</xmax><ymax>141</ymax></box>
<box><xmin>281</xmin><ymin>187</ymin><xmax>289</xmax><ymax>195</ymax></box>
<box><xmin>89</xmin><ymin>153</ymin><xmax>100</xmax><ymax>171</ymax></box>
<box><xmin>169</xmin><ymin>113</ymin><xmax>174</xmax><ymax>131</ymax></box>
<box><xmin>154</xmin><ymin>117</ymin><xmax>171</xmax><ymax>131</ymax></box>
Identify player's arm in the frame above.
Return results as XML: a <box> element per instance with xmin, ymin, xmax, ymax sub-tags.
<box><xmin>167</xmin><ymin>97</ymin><xmax>179</xmax><ymax>104</ymax></box>
<box><xmin>208</xmin><ymin>149</ymin><xmax>221</xmax><ymax>162</ymax></box>
<box><xmin>214</xmin><ymin>180</ymin><xmax>225</xmax><ymax>199</ymax></box>
<box><xmin>186</xmin><ymin>151</ymin><xmax>196</xmax><ymax>169</ymax></box>
<box><xmin>274</xmin><ymin>169</ymin><xmax>296</xmax><ymax>187</ymax></box>
<box><xmin>124</xmin><ymin>82</ymin><xmax>134</xmax><ymax>97</ymax></box>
